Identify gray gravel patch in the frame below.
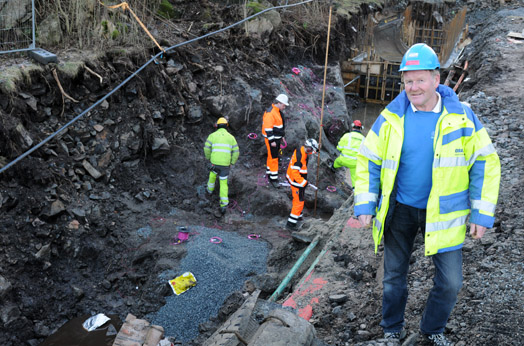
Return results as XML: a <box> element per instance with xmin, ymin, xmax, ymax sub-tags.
<box><xmin>147</xmin><ymin>225</ymin><xmax>269</xmax><ymax>342</ymax></box>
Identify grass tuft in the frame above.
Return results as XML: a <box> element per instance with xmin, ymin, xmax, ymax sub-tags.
<box><xmin>0</xmin><ymin>64</ymin><xmax>44</xmax><ymax>94</ymax></box>
<box><xmin>56</xmin><ymin>61</ymin><xmax>85</xmax><ymax>79</ymax></box>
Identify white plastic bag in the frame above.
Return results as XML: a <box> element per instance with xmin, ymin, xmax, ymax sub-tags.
<box><xmin>82</xmin><ymin>313</ymin><xmax>110</xmax><ymax>331</ymax></box>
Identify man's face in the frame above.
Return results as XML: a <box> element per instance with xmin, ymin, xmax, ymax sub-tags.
<box><xmin>305</xmin><ymin>146</ymin><xmax>316</xmax><ymax>155</ymax></box>
<box><xmin>403</xmin><ymin>70</ymin><xmax>440</xmax><ymax>111</ymax></box>
<box><xmin>277</xmin><ymin>103</ymin><xmax>286</xmax><ymax>111</ymax></box>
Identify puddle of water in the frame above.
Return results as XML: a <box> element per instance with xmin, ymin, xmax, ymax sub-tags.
<box><xmin>40</xmin><ymin>314</ymin><xmax>122</xmax><ymax>346</ymax></box>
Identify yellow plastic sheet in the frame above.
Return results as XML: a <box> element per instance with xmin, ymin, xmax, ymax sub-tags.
<box><xmin>169</xmin><ymin>272</ymin><xmax>197</xmax><ymax>295</ymax></box>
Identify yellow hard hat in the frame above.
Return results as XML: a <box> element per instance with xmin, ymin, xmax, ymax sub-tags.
<box><xmin>217</xmin><ymin>117</ymin><xmax>228</xmax><ymax>125</ymax></box>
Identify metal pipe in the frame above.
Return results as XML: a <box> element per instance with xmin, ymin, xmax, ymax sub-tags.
<box><xmin>268</xmin><ymin>236</ymin><xmax>320</xmax><ymax>302</ymax></box>
<box><xmin>31</xmin><ymin>0</ymin><xmax>35</xmax><ymax>49</ymax></box>
<box><xmin>295</xmin><ymin>246</ymin><xmax>328</xmax><ymax>290</ymax></box>
<box><xmin>344</xmin><ymin>75</ymin><xmax>360</xmax><ymax>87</ymax></box>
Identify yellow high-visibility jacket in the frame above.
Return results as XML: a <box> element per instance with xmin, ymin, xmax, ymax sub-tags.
<box><xmin>337</xmin><ymin>131</ymin><xmax>365</xmax><ymax>162</ymax></box>
<box><xmin>204</xmin><ymin>128</ymin><xmax>239</xmax><ymax>166</ymax></box>
<box><xmin>354</xmin><ymin>85</ymin><xmax>500</xmax><ymax>256</ymax></box>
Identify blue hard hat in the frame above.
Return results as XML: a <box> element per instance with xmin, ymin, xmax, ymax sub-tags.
<box><xmin>399</xmin><ymin>43</ymin><xmax>440</xmax><ymax>72</ymax></box>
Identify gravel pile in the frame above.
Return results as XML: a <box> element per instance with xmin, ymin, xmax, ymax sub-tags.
<box><xmin>147</xmin><ymin>225</ymin><xmax>269</xmax><ymax>341</ymax></box>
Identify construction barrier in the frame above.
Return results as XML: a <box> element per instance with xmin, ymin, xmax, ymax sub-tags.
<box><xmin>0</xmin><ymin>0</ymin><xmax>35</xmax><ymax>54</ymax></box>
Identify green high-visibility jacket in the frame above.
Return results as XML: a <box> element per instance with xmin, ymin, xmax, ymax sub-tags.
<box><xmin>354</xmin><ymin>85</ymin><xmax>500</xmax><ymax>256</ymax></box>
<box><xmin>337</xmin><ymin>131</ymin><xmax>365</xmax><ymax>161</ymax></box>
<box><xmin>204</xmin><ymin>128</ymin><xmax>239</xmax><ymax>166</ymax></box>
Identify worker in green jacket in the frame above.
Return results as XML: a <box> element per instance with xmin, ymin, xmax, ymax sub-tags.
<box><xmin>332</xmin><ymin>120</ymin><xmax>365</xmax><ymax>186</ymax></box>
<box><xmin>204</xmin><ymin>117</ymin><xmax>239</xmax><ymax>214</ymax></box>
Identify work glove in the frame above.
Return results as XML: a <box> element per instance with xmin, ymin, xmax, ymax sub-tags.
<box><xmin>207</xmin><ymin>163</ymin><xmax>214</xmax><ymax>171</ymax></box>
<box><xmin>309</xmin><ymin>183</ymin><xmax>318</xmax><ymax>191</ymax></box>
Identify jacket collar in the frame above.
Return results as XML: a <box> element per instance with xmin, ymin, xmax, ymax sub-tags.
<box><xmin>386</xmin><ymin>84</ymin><xmax>465</xmax><ymax>118</ymax></box>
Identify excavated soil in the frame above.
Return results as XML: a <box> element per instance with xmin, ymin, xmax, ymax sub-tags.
<box><xmin>0</xmin><ymin>1</ymin><xmax>523</xmax><ymax>346</ymax></box>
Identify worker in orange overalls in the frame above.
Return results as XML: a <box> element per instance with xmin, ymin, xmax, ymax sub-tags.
<box><xmin>285</xmin><ymin>139</ymin><xmax>319</xmax><ymax>230</ymax></box>
<box><xmin>262</xmin><ymin>94</ymin><xmax>288</xmax><ymax>188</ymax></box>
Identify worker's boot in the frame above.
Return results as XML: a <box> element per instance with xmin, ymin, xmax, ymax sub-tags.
<box><xmin>214</xmin><ymin>207</ymin><xmax>226</xmax><ymax>218</ymax></box>
<box><xmin>285</xmin><ymin>221</ymin><xmax>297</xmax><ymax>231</ymax></box>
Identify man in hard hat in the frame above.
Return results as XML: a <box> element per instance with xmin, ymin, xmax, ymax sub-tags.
<box><xmin>332</xmin><ymin>120</ymin><xmax>365</xmax><ymax>187</ymax></box>
<box><xmin>204</xmin><ymin>117</ymin><xmax>239</xmax><ymax>215</ymax></box>
<box><xmin>262</xmin><ymin>94</ymin><xmax>288</xmax><ymax>188</ymax></box>
<box><xmin>354</xmin><ymin>43</ymin><xmax>500</xmax><ymax>345</ymax></box>
<box><xmin>285</xmin><ymin>139</ymin><xmax>319</xmax><ymax>230</ymax></box>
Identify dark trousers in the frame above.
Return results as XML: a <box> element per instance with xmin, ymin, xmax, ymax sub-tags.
<box><xmin>380</xmin><ymin>202</ymin><xmax>463</xmax><ymax>335</ymax></box>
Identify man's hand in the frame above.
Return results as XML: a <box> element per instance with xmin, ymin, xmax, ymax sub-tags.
<box><xmin>270</xmin><ymin>142</ymin><xmax>276</xmax><ymax>147</ymax></box>
<box><xmin>358</xmin><ymin>215</ymin><xmax>372</xmax><ymax>227</ymax></box>
<box><xmin>470</xmin><ymin>223</ymin><xmax>487</xmax><ymax>239</ymax></box>
<box><xmin>309</xmin><ymin>183</ymin><xmax>318</xmax><ymax>191</ymax></box>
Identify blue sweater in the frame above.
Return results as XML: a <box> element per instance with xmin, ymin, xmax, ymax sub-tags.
<box><xmin>396</xmin><ymin>106</ymin><xmax>441</xmax><ymax>208</ymax></box>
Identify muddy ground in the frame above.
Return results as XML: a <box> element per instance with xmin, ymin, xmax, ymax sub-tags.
<box><xmin>0</xmin><ymin>1</ymin><xmax>523</xmax><ymax>345</ymax></box>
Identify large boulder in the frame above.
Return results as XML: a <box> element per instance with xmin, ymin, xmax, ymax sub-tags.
<box><xmin>37</xmin><ymin>13</ymin><xmax>62</xmax><ymax>46</ymax></box>
<box><xmin>203</xmin><ymin>77</ymin><xmax>263</xmax><ymax>130</ymax></box>
<box><xmin>245</xmin><ymin>9</ymin><xmax>282</xmax><ymax>39</ymax></box>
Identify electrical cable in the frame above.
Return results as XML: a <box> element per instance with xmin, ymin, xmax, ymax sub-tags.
<box><xmin>0</xmin><ymin>0</ymin><xmax>314</xmax><ymax>175</ymax></box>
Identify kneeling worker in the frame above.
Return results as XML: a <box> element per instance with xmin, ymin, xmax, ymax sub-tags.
<box><xmin>333</xmin><ymin>120</ymin><xmax>365</xmax><ymax>186</ymax></box>
<box><xmin>204</xmin><ymin>117</ymin><xmax>239</xmax><ymax>214</ymax></box>
<box><xmin>285</xmin><ymin>139</ymin><xmax>319</xmax><ymax>230</ymax></box>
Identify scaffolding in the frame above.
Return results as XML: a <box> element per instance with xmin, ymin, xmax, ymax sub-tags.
<box><xmin>0</xmin><ymin>0</ymin><xmax>35</xmax><ymax>54</ymax></box>
<box><xmin>343</xmin><ymin>3</ymin><xmax>468</xmax><ymax>104</ymax></box>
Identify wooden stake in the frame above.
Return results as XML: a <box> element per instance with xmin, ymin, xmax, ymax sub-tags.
<box><xmin>314</xmin><ymin>3</ymin><xmax>333</xmax><ymax>216</ymax></box>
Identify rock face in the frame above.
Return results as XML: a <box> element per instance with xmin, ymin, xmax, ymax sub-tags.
<box><xmin>0</xmin><ymin>0</ymin><xmax>31</xmax><ymax>29</ymax></box>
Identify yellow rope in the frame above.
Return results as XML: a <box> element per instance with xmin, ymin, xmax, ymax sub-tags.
<box><xmin>99</xmin><ymin>1</ymin><xmax>166</xmax><ymax>53</ymax></box>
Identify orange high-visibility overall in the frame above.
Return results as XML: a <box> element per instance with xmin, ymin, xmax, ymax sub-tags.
<box><xmin>262</xmin><ymin>104</ymin><xmax>284</xmax><ymax>182</ymax></box>
<box><xmin>286</xmin><ymin>146</ymin><xmax>309</xmax><ymax>227</ymax></box>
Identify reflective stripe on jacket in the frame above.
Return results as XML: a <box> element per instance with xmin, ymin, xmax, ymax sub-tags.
<box><xmin>204</xmin><ymin>128</ymin><xmax>239</xmax><ymax>166</ymax></box>
<box><xmin>354</xmin><ymin>85</ymin><xmax>500</xmax><ymax>256</ymax></box>
<box><xmin>262</xmin><ymin>104</ymin><xmax>284</xmax><ymax>142</ymax></box>
<box><xmin>337</xmin><ymin>131</ymin><xmax>365</xmax><ymax>160</ymax></box>
<box><xmin>286</xmin><ymin>146</ymin><xmax>309</xmax><ymax>188</ymax></box>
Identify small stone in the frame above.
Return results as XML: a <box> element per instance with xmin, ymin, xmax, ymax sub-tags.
<box><xmin>68</xmin><ymin>220</ymin><xmax>80</xmax><ymax>230</ymax></box>
<box><xmin>329</xmin><ymin>294</ymin><xmax>349</xmax><ymax>304</ymax></box>
<box><xmin>347</xmin><ymin>312</ymin><xmax>357</xmax><ymax>321</ymax></box>
<box><xmin>82</xmin><ymin>160</ymin><xmax>102</xmax><ymax>179</ymax></box>
<box><xmin>49</xmin><ymin>200</ymin><xmax>66</xmax><ymax>216</ymax></box>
